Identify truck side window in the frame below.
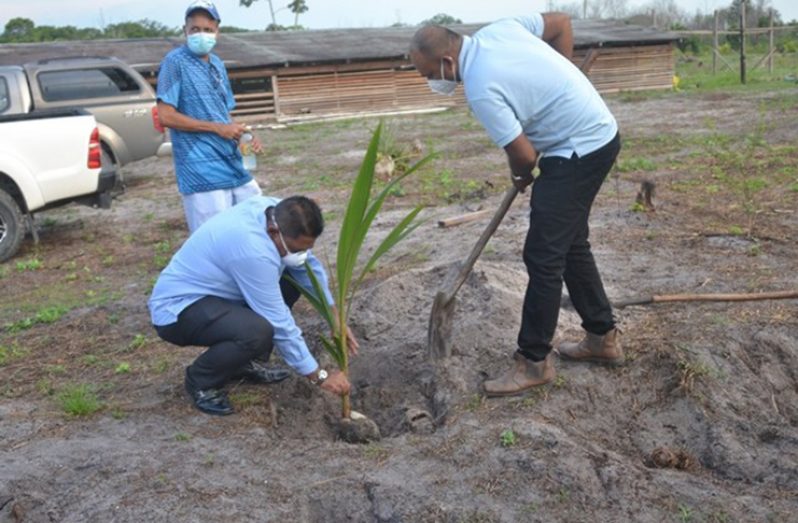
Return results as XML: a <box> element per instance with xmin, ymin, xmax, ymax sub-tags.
<box><xmin>38</xmin><ymin>67</ymin><xmax>141</xmax><ymax>102</ymax></box>
<box><xmin>0</xmin><ymin>78</ymin><xmax>9</xmax><ymax>113</ymax></box>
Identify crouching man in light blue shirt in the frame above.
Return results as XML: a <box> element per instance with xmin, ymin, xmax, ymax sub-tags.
<box><xmin>411</xmin><ymin>13</ymin><xmax>622</xmax><ymax>398</ymax></box>
<box><xmin>148</xmin><ymin>195</ymin><xmax>358</xmax><ymax>415</ymax></box>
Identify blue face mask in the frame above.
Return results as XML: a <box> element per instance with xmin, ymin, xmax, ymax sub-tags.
<box><xmin>187</xmin><ymin>32</ymin><xmax>217</xmax><ymax>56</ymax></box>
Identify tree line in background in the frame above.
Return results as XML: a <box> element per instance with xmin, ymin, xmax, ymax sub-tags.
<box><xmin>1</xmin><ymin>0</ymin><xmax>796</xmax><ymax>51</ymax></box>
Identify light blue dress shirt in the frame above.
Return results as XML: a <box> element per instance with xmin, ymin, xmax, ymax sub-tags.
<box><xmin>148</xmin><ymin>196</ymin><xmax>334</xmax><ymax>375</ymax></box>
<box><xmin>157</xmin><ymin>46</ymin><xmax>253</xmax><ymax>195</ymax></box>
<box><xmin>459</xmin><ymin>14</ymin><xmax>618</xmax><ymax>158</ymax></box>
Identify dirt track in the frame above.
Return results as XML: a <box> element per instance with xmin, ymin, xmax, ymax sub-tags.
<box><xmin>1</xmin><ymin>86</ymin><xmax>797</xmax><ymax>522</ymax></box>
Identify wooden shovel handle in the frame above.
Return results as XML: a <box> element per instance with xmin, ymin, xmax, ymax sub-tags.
<box><xmin>614</xmin><ymin>290</ymin><xmax>798</xmax><ymax>308</ymax></box>
<box><xmin>446</xmin><ymin>186</ymin><xmax>519</xmax><ymax>299</ymax></box>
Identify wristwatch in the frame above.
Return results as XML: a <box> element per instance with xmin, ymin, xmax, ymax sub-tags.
<box><xmin>309</xmin><ymin>368</ymin><xmax>328</xmax><ymax>385</ymax></box>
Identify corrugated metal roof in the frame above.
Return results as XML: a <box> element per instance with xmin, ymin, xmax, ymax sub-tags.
<box><xmin>0</xmin><ymin>20</ymin><xmax>677</xmax><ymax>73</ymax></box>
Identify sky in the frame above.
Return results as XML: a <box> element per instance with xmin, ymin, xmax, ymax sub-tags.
<box><xmin>1</xmin><ymin>0</ymin><xmax>796</xmax><ymax>32</ymax></box>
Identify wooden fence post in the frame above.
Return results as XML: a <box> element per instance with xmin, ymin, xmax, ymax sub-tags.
<box><xmin>713</xmin><ymin>10</ymin><xmax>719</xmax><ymax>75</ymax></box>
<box><xmin>769</xmin><ymin>9</ymin><xmax>775</xmax><ymax>74</ymax></box>
<box><xmin>740</xmin><ymin>0</ymin><xmax>747</xmax><ymax>84</ymax></box>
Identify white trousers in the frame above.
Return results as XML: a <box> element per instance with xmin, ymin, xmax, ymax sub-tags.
<box><xmin>181</xmin><ymin>179</ymin><xmax>262</xmax><ymax>234</ymax></box>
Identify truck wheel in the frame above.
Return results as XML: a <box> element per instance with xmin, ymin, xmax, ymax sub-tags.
<box><xmin>0</xmin><ymin>189</ymin><xmax>25</xmax><ymax>263</ymax></box>
<box><xmin>102</xmin><ymin>147</ymin><xmax>124</xmax><ymax>195</ymax></box>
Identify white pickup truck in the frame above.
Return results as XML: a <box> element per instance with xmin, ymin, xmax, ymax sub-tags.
<box><xmin>0</xmin><ymin>108</ymin><xmax>115</xmax><ymax>262</ymax></box>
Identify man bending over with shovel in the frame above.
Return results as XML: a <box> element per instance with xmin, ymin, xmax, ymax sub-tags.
<box><xmin>148</xmin><ymin>195</ymin><xmax>357</xmax><ymax>415</ymax></box>
<box><xmin>410</xmin><ymin>12</ymin><xmax>622</xmax><ymax>396</ymax></box>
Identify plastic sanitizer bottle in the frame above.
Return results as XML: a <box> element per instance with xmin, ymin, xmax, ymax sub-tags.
<box><xmin>240</xmin><ymin>131</ymin><xmax>257</xmax><ymax>171</ymax></box>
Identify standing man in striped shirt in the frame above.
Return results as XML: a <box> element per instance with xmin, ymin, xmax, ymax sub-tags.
<box><xmin>157</xmin><ymin>0</ymin><xmax>263</xmax><ymax>233</ymax></box>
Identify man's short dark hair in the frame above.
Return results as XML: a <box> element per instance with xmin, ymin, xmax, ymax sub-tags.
<box><xmin>274</xmin><ymin>196</ymin><xmax>324</xmax><ymax>239</ymax></box>
<box><xmin>410</xmin><ymin>25</ymin><xmax>462</xmax><ymax>58</ymax></box>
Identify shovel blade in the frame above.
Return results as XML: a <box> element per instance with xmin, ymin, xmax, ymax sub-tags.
<box><xmin>428</xmin><ymin>290</ymin><xmax>455</xmax><ymax>360</ymax></box>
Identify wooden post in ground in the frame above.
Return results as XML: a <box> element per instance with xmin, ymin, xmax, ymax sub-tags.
<box><xmin>768</xmin><ymin>9</ymin><xmax>775</xmax><ymax>74</ymax></box>
<box><xmin>271</xmin><ymin>75</ymin><xmax>280</xmax><ymax>118</ymax></box>
<box><xmin>740</xmin><ymin>0</ymin><xmax>747</xmax><ymax>84</ymax></box>
<box><xmin>713</xmin><ymin>10</ymin><xmax>719</xmax><ymax>75</ymax></box>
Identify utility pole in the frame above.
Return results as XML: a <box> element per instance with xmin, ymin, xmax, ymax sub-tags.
<box><xmin>583</xmin><ymin>0</ymin><xmax>588</xmax><ymax>19</ymax></box>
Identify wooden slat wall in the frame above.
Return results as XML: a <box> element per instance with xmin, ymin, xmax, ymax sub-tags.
<box><xmin>276</xmin><ymin>68</ymin><xmax>466</xmax><ymax>116</ymax></box>
<box><xmin>189</xmin><ymin>42</ymin><xmax>674</xmax><ymax>121</ymax></box>
<box><xmin>574</xmin><ymin>43</ymin><xmax>674</xmax><ymax>92</ymax></box>
<box><xmin>230</xmin><ymin>91</ymin><xmax>275</xmax><ymax>117</ymax></box>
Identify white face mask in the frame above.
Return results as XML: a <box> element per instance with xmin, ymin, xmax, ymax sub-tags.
<box><xmin>427</xmin><ymin>58</ymin><xmax>457</xmax><ymax>96</ymax></box>
<box><xmin>277</xmin><ymin>228</ymin><xmax>309</xmax><ymax>268</ymax></box>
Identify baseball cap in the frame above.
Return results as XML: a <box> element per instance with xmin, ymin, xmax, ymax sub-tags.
<box><xmin>185</xmin><ymin>0</ymin><xmax>221</xmax><ymax>22</ymax></box>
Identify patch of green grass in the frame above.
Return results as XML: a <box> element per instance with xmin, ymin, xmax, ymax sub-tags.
<box><xmin>677</xmin><ymin>358</ymin><xmax>715</xmax><ymax>393</ymax></box>
<box><xmin>616</xmin><ymin>156</ymin><xmax>657</xmax><ymax>173</ymax></box>
<box><xmin>0</xmin><ymin>266</ymin><xmax>8</xmax><ymax>279</ymax></box>
<box><xmin>110</xmin><ymin>407</ymin><xmax>126</xmax><ymax>420</ymax></box>
<box><xmin>57</xmin><ymin>384</ymin><xmax>102</xmax><ymax>416</ymax></box>
<box><xmin>152</xmin><ymin>357</ymin><xmax>170</xmax><ymax>374</ymax></box>
<box><xmin>4</xmin><ymin>317</ymin><xmax>34</xmax><ymax>333</ymax></box>
<box><xmin>129</xmin><ymin>334</ymin><xmax>148</xmax><ymax>351</ymax></box>
<box><xmin>464</xmin><ymin>394</ymin><xmax>485</xmax><ymax>412</ymax></box>
<box><xmin>708</xmin><ymin>510</ymin><xmax>730</xmax><ymax>523</ymax></box>
<box><xmin>362</xmin><ymin>443</ymin><xmax>391</xmax><ymax>462</ymax></box>
<box><xmin>511</xmin><ymin>387</ymin><xmax>549</xmax><ymax>409</ymax></box>
<box><xmin>36</xmin><ymin>378</ymin><xmax>55</xmax><ymax>396</ymax></box>
<box><xmin>729</xmin><ymin>225</ymin><xmax>745</xmax><ymax>236</ymax></box>
<box><xmin>46</xmin><ymin>364</ymin><xmax>67</xmax><ymax>375</ymax></box>
<box><xmin>499</xmin><ymin>429</ymin><xmax>517</xmax><ymax>448</ymax></box>
<box><xmin>0</xmin><ymin>343</ymin><xmax>29</xmax><ymax>366</ymax></box>
<box><xmin>676</xmin><ymin>50</ymin><xmax>798</xmax><ymax>93</ymax></box>
<box><xmin>228</xmin><ymin>391</ymin><xmax>262</xmax><ymax>408</ymax></box>
<box><xmin>678</xmin><ymin>503</ymin><xmax>694</xmax><ymax>523</ymax></box>
<box><xmin>114</xmin><ymin>362</ymin><xmax>131</xmax><ymax>374</ymax></box>
<box><xmin>4</xmin><ymin>305</ymin><xmax>70</xmax><ymax>333</ymax></box>
<box><xmin>82</xmin><ymin>354</ymin><xmax>99</xmax><ymax>366</ymax></box>
<box><xmin>614</xmin><ymin>89</ymin><xmax>671</xmax><ymax>103</ymax></box>
<box><xmin>174</xmin><ymin>432</ymin><xmax>191</xmax><ymax>442</ymax></box>
<box><xmin>153</xmin><ymin>240</ymin><xmax>172</xmax><ymax>269</ymax></box>
<box><xmin>552</xmin><ymin>375</ymin><xmax>567</xmax><ymax>389</ymax></box>
<box><xmin>16</xmin><ymin>258</ymin><xmax>42</xmax><ymax>272</ymax></box>
<box><xmin>556</xmin><ymin>488</ymin><xmax>571</xmax><ymax>504</ymax></box>
<box><xmin>36</xmin><ymin>306</ymin><xmax>68</xmax><ymax>324</ymax></box>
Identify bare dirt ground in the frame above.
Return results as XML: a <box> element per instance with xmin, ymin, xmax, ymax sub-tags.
<box><xmin>1</xmin><ymin>85</ymin><xmax>797</xmax><ymax>523</ymax></box>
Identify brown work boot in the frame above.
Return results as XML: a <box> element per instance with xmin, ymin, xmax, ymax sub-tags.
<box><xmin>483</xmin><ymin>353</ymin><xmax>555</xmax><ymax>397</ymax></box>
<box><xmin>558</xmin><ymin>328</ymin><xmax>623</xmax><ymax>366</ymax></box>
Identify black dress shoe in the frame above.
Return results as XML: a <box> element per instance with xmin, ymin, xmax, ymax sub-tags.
<box><xmin>185</xmin><ymin>375</ymin><xmax>233</xmax><ymax>416</ymax></box>
<box><xmin>235</xmin><ymin>361</ymin><xmax>291</xmax><ymax>384</ymax></box>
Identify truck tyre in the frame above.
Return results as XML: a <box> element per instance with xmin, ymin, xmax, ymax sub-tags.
<box><xmin>102</xmin><ymin>146</ymin><xmax>124</xmax><ymax>195</ymax></box>
<box><xmin>0</xmin><ymin>189</ymin><xmax>25</xmax><ymax>263</ymax></box>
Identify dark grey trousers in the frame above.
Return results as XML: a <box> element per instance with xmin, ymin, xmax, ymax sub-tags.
<box><xmin>517</xmin><ymin>133</ymin><xmax>621</xmax><ymax>362</ymax></box>
<box><xmin>155</xmin><ymin>278</ymin><xmax>300</xmax><ymax>390</ymax></box>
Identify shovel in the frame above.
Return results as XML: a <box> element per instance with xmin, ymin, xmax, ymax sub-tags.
<box><xmin>428</xmin><ymin>186</ymin><xmax>520</xmax><ymax>360</ymax></box>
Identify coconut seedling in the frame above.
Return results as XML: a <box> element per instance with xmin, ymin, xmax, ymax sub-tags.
<box><xmin>289</xmin><ymin>122</ymin><xmax>434</xmax><ymax>420</ymax></box>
